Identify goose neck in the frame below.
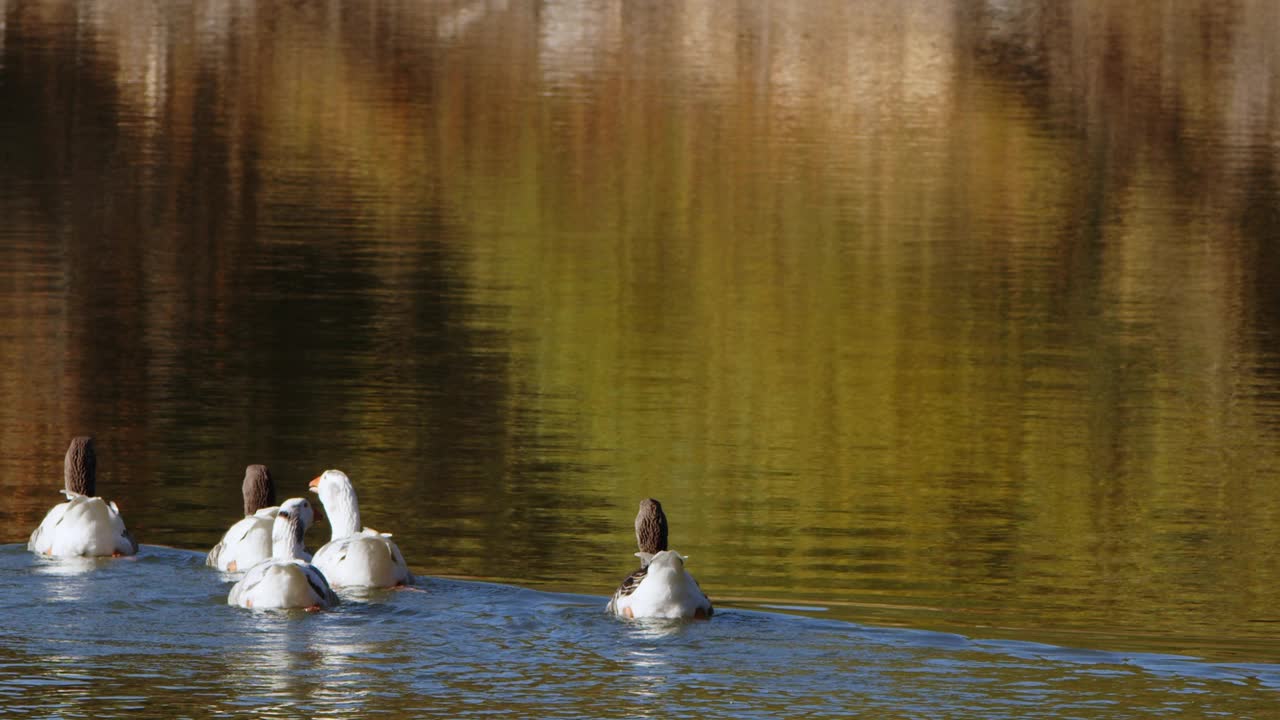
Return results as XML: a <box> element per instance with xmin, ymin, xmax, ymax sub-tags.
<box><xmin>325</xmin><ymin>489</ymin><xmax>363</xmax><ymax>540</ymax></box>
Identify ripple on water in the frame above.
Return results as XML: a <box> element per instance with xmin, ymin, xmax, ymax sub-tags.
<box><xmin>0</xmin><ymin>544</ymin><xmax>1276</xmax><ymax>718</ymax></box>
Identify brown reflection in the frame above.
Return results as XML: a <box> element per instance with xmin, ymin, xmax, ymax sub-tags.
<box><xmin>1</xmin><ymin>0</ymin><xmax>1280</xmax><ymax>657</ymax></box>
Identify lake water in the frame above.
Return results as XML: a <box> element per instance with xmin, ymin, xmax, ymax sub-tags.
<box><xmin>1</xmin><ymin>545</ymin><xmax>1277</xmax><ymax>718</ymax></box>
<box><xmin>2</xmin><ymin>0</ymin><xmax>1279</xmax><ymax>716</ymax></box>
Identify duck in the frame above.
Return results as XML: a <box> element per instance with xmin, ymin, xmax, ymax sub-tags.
<box><xmin>28</xmin><ymin>437</ymin><xmax>138</xmax><ymax>558</ymax></box>
<box><xmin>227</xmin><ymin>498</ymin><xmax>337</xmax><ymax>611</ymax></box>
<box><xmin>207</xmin><ymin>465</ymin><xmax>313</xmax><ymax>572</ymax></box>
<box><xmin>607</xmin><ymin>498</ymin><xmax>713</xmax><ymax>620</ymax></box>
<box><xmin>308</xmin><ymin>469</ymin><xmax>412</xmax><ymax>588</ymax></box>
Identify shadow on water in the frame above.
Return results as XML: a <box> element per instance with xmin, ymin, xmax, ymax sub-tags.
<box><xmin>0</xmin><ymin>545</ymin><xmax>1275</xmax><ymax>718</ymax></box>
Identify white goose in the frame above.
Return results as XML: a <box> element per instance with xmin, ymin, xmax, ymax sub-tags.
<box><xmin>607</xmin><ymin>498</ymin><xmax>713</xmax><ymax>620</ymax></box>
<box><xmin>28</xmin><ymin>437</ymin><xmax>138</xmax><ymax>558</ymax></box>
<box><xmin>227</xmin><ymin>498</ymin><xmax>337</xmax><ymax>611</ymax></box>
<box><xmin>308</xmin><ymin>469</ymin><xmax>412</xmax><ymax>589</ymax></box>
<box><xmin>207</xmin><ymin>465</ymin><xmax>313</xmax><ymax>572</ymax></box>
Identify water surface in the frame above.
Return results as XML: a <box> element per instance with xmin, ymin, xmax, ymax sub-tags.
<box><xmin>1</xmin><ymin>546</ymin><xmax>1276</xmax><ymax>718</ymax></box>
<box><xmin>1</xmin><ymin>0</ymin><xmax>1279</xmax><ymax>714</ymax></box>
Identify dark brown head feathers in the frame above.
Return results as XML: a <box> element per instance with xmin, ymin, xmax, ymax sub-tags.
<box><xmin>242</xmin><ymin>465</ymin><xmax>276</xmax><ymax>515</ymax></box>
<box><xmin>635</xmin><ymin>498</ymin><xmax>669</xmax><ymax>554</ymax></box>
<box><xmin>63</xmin><ymin>436</ymin><xmax>96</xmax><ymax>497</ymax></box>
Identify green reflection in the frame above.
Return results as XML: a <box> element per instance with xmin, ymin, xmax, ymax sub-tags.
<box><xmin>0</xmin><ymin>0</ymin><xmax>1278</xmax><ymax>665</ymax></box>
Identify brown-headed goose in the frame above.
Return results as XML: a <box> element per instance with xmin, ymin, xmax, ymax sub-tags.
<box><xmin>207</xmin><ymin>465</ymin><xmax>313</xmax><ymax>572</ymax></box>
<box><xmin>607</xmin><ymin>498</ymin><xmax>712</xmax><ymax>620</ymax></box>
<box><xmin>28</xmin><ymin>437</ymin><xmax>138</xmax><ymax>558</ymax></box>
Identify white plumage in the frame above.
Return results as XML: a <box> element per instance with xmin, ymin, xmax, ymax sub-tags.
<box><xmin>29</xmin><ymin>492</ymin><xmax>138</xmax><ymax>558</ymax></box>
<box><xmin>228</xmin><ymin>498</ymin><xmax>337</xmax><ymax>611</ymax></box>
<box><xmin>607</xmin><ymin>550</ymin><xmax>713</xmax><ymax>620</ymax></box>
<box><xmin>207</xmin><ymin>507</ymin><xmax>282</xmax><ymax>572</ymax></box>
<box><xmin>208</xmin><ymin>465</ymin><xmax>314</xmax><ymax>573</ymax></box>
<box><xmin>308</xmin><ymin>469</ymin><xmax>412</xmax><ymax>589</ymax></box>
<box><xmin>29</xmin><ymin>437</ymin><xmax>137</xmax><ymax>559</ymax></box>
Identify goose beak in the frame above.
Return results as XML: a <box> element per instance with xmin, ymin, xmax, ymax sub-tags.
<box><xmin>308</xmin><ymin>475</ymin><xmax>322</xmax><ymax>491</ymax></box>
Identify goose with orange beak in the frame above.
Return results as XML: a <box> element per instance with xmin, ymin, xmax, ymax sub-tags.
<box><xmin>308</xmin><ymin>469</ymin><xmax>412</xmax><ymax>589</ymax></box>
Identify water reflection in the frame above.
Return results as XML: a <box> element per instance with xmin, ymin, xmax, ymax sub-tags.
<box><xmin>617</xmin><ymin>621</ymin><xmax>683</xmax><ymax>712</ymax></box>
<box><xmin>623</xmin><ymin>620</ymin><xmax>692</xmax><ymax>643</ymax></box>
<box><xmin>30</xmin><ymin>555</ymin><xmax>106</xmax><ymax>581</ymax></box>
<box><xmin>1</xmin><ymin>0</ymin><xmax>1279</xmax><ymax>674</ymax></box>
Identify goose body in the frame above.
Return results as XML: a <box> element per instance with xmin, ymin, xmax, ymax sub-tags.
<box><xmin>607</xmin><ymin>499</ymin><xmax>711</xmax><ymax>620</ymax></box>
<box><xmin>228</xmin><ymin>498</ymin><xmax>336</xmax><ymax>611</ymax></box>
<box><xmin>29</xmin><ymin>492</ymin><xmax>138</xmax><ymax>558</ymax></box>
<box><xmin>207</xmin><ymin>465</ymin><xmax>313</xmax><ymax>572</ymax></box>
<box><xmin>607</xmin><ymin>550</ymin><xmax>713</xmax><ymax>620</ymax></box>
<box><xmin>28</xmin><ymin>437</ymin><xmax>137</xmax><ymax>558</ymax></box>
<box><xmin>228</xmin><ymin>559</ymin><xmax>337</xmax><ymax>610</ymax></box>
<box><xmin>310</xmin><ymin>530</ymin><xmax>410</xmax><ymax>588</ymax></box>
<box><xmin>206</xmin><ymin>507</ymin><xmax>282</xmax><ymax>572</ymax></box>
<box><xmin>309</xmin><ymin>469</ymin><xmax>412</xmax><ymax>588</ymax></box>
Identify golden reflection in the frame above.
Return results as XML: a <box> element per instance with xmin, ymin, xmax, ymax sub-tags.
<box><xmin>438</xmin><ymin>0</ymin><xmax>511</xmax><ymax>42</ymax></box>
<box><xmin>1</xmin><ymin>0</ymin><xmax>1279</xmax><ymax>655</ymax></box>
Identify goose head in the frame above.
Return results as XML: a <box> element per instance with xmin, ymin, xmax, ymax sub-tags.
<box><xmin>241</xmin><ymin>464</ymin><xmax>277</xmax><ymax>516</ymax></box>
<box><xmin>308</xmin><ymin>469</ymin><xmax>362</xmax><ymax>540</ymax></box>
<box><xmin>63</xmin><ymin>436</ymin><xmax>96</xmax><ymax>497</ymax></box>
<box><xmin>272</xmin><ymin>498</ymin><xmax>313</xmax><ymax>560</ymax></box>
<box><xmin>635</xmin><ymin>498</ymin><xmax>668</xmax><ymax>555</ymax></box>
